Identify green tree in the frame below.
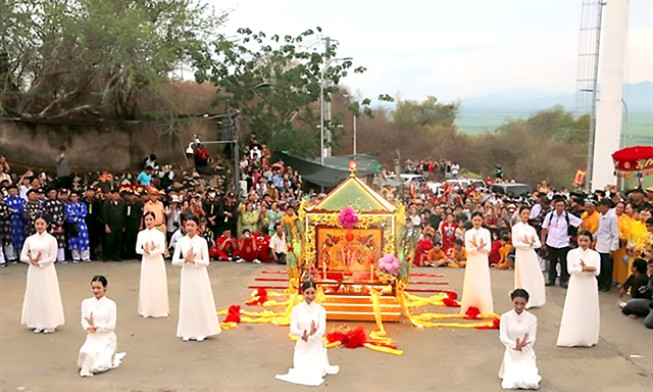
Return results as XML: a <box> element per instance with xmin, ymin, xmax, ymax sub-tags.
<box><xmin>199</xmin><ymin>27</ymin><xmax>381</xmax><ymax>156</ymax></box>
<box><xmin>0</xmin><ymin>0</ymin><xmax>222</xmax><ymax>120</ymax></box>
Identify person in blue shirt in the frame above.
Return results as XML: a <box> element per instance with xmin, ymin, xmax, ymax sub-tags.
<box><xmin>137</xmin><ymin>166</ymin><xmax>153</xmax><ymax>187</ymax></box>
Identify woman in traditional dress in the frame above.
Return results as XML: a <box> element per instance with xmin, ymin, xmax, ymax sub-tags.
<box><xmin>275</xmin><ymin>279</ymin><xmax>339</xmax><ymax>386</ymax></box>
<box><xmin>238</xmin><ymin>202</ymin><xmax>259</xmax><ymax>238</ymax></box>
<box><xmin>20</xmin><ymin>214</ymin><xmax>65</xmax><ymax>333</ymax></box>
<box><xmin>556</xmin><ymin>230</ymin><xmax>600</xmax><ymax>347</ymax></box>
<box><xmin>65</xmin><ymin>190</ymin><xmax>91</xmax><ymax>263</ymax></box>
<box><xmin>512</xmin><ymin>207</ymin><xmax>545</xmax><ymax>308</ymax></box>
<box><xmin>460</xmin><ymin>212</ymin><xmax>494</xmax><ymax>314</ymax></box>
<box><xmin>498</xmin><ymin>289</ymin><xmax>541</xmax><ymax>390</ymax></box>
<box><xmin>171</xmin><ymin>215</ymin><xmax>220</xmax><ymax>342</ymax></box>
<box><xmin>78</xmin><ymin>275</ymin><xmax>126</xmax><ymax>377</ymax></box>
<box><xmin>136</xmin><ymin>211</ymin><xmax>169</xmax><ymax>318</ymax></box>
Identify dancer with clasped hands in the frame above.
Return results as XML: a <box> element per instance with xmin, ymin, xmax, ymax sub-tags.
<box><xmin>136</xmin><ymin>211</ymin><xmax>169</xmax><ymax>318</ymax></box>
<box><xmin>460</xmin><ymin>211</ymin><xmax>494</xmax><ymax>314</ymax></box>
<box><xmin>172</xmin><ymin>215</ymin><xmax>220</xmax><ymax>342</ymax></box>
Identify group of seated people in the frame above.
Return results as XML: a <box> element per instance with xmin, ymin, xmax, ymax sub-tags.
<box><xmin>413</xmin><ymin>231</ymin><xmax>513</xmax><ymax>269</ymax></box>
<box><xmin>619</xmin><ymin>257</ymin><xmax>653</xmax><ymax>328</ymax></box>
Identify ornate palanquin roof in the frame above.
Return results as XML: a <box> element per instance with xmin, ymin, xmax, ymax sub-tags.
<box><xmin>306</xmin><ymin>174</ymin><xmax>396</xmax><ymax>214</ymax></box>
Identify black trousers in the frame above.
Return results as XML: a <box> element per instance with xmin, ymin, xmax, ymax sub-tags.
<box><xmin>547</xmin><ymin>245</ymin><xmax>570</xmax><ymax>285</ymax></box>
<box><xmin>123</xmin><ymin>226</ymin><xmax>139</xmax><ymax>259</ymax></box>
<box><xmin>598</xmin><ymin>252</ymin><xmax>613</xmax><ymax>291</ymax></box>
<box><xmin>103</xmin><ymin>227</ymin><xmax>123</xmax><ymax>261</ymax></box>
<box><xmin>274</xmin><ymin>252</ymin><xmax>287</xmax><ymax>265</ymax></box>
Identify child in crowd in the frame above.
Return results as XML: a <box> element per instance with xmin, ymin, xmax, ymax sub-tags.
<box><xmin>445</xmin><ymin>239</ymin><xmax>467</xmax><ymax>268</ymax></box>
<box><xmin>413</xmin><ymin>232</ymin><xmax>434</xmax><ymax>267</ymax></box>
<box><xmin>496</xmin><ymin>235</ymin><xmax>513</xmax><ymax>270</ymax></box>
<box><xmin>426</xmin><ymin>242</ymin><xmax>447</xmax><ymax>267</ymax></box>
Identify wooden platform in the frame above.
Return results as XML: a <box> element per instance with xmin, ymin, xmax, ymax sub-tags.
<box><xmin>322</xmin><ymin>294</ymin><xmax>401</xmax><ymax>322</ymax></box>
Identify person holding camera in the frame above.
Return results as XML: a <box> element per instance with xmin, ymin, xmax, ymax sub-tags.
<box><xmin>541</xmin><ymin>196</ymin><xmax>581</xmax><ymax>288</ymax></box>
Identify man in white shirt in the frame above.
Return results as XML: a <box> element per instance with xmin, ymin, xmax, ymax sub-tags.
<box><xmin>269</xmin><ymin>223</ymin><xmax>288</xmax><ymax>265</ymax></box>
<box><xmin>541</xmin><ymin>196</ymin><xmax>582</xmax><ymax>288</ymax></box>
<box><xmin>595</xmin><ymin>198</ymin><xmax>619</xmax><ymax>292</ymax></box>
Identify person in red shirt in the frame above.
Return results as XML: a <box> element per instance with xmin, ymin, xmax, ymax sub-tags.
<box><xmin>440</xmin><ymin>213</ymin><xmax>457</xmax><ymax>253</ymax></box>
<box><xmin>413</xmin><ymin>233</ymin><xmax>434</xmax><ymax>267</ymax></box>
<box><xmin>238</xmin><ymin>229</ymin><xmax>261</xmax><ymax>263</ymax></box>
<box><xmin>210</xmin><ymin>229</ymin><xmax>239</xmax><ymax>261</ymax></box>
<box><xmin>488</xmin><ymin>231</ymin><xmax>503</xmax><ymax>267</ymax></box>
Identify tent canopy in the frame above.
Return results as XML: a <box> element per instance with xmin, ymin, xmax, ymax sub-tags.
<box><xmin>276</xmin><ymin>152</ymin><xmax>382</xmax><ymax>188</ymax></box>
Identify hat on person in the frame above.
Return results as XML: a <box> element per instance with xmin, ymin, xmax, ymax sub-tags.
<box><xmin>148</xmin><ymin>187</ymin><xmax>160</xmax><ymax>195</ymax></box>
<box><xmin>26</xmin><ymin>189</ymin><xmax>38</xmax><ymax>196</ymax></box>
<box><xmin>507</xmin><ymin>203</ymin><xmax>517</xmax><ymax>211</ymax></box>
<box><xmin>584</xmin><ymin>196</ymin><xmax>597</xmax><ymax>206</ymax></box>
<box><xmin>171</xmin><ymin>195</ymin><xmax>180</xmax><ymax>203</ymax></box>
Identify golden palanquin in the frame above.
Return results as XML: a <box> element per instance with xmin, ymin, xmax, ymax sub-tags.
<box><xmin>300</xmin><ymin>172</ymin><xmax>402</xmax><ymax>321</ymax></box>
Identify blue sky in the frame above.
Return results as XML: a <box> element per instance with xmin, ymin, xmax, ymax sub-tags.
<box><xmin>213</xmin><ymin>0</ymin><xmax>653</xmax><ymax>102</ymax></box>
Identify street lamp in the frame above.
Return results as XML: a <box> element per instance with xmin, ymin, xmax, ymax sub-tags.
<box><xmin>320</xmin><ymin>57</ymin><xmax>352</xmax><ymax>166</ymax></box>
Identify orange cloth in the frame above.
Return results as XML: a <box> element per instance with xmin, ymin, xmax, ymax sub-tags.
<box><xmin>581</xmin><ymin>211</ymin><xmax>599</xmax><ymax>235</ymax></box>
<box><xmin>496</xmin><ymin>243</ymin><xmax>513</xmax><ymax>270</ymax></box>
<box><xmin>426</xmin><ymin>249</ymin><xmax>447</xmax><ymax>266</ymax></box>
<box><xmin>613</xmin><ymin>214</ymin><xmax>632</xmax><ymax>284</ymax></box>
<box><xmin>447</xmin><ymin>247</ymin><xmax>467</xmax><ymax>268</ymax></box>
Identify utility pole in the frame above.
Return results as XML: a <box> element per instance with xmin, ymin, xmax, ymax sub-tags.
<box><xmin>324</xmin><ymin>37</ymin><xmax>333</xmax><ymax>159</ymax></box>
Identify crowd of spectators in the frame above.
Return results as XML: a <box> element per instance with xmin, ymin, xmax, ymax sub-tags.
<box><xmin>1</xmin><ymin>144</ymin><xmax>652</xmax><ymax>327</ymax></box>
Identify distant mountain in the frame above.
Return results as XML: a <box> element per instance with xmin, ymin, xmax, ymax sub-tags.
<box><xmin>459</xmin><ymin>81</ymin><xmax>652</xmax><ymax>115</ymax></box>
<box><xmin>455</xmin><ymin>81</ymin><xmax>652</xmax><ymax>136</ymax></box>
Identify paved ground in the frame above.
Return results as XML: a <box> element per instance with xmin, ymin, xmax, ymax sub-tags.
<box><xmin>1</xmin><ymin>260</ymin><xmax>651</xmax><ymax>392</ymax></box>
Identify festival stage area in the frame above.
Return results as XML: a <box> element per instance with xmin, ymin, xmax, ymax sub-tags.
<box><xmin>1</xmin><ymin>261</ymin><xmax>650</xmax><ymax>392</ymax></box>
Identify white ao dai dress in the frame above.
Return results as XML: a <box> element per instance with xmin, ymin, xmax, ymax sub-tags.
<box><xmin>275</xmin><ymin>301</ymin><xmax>339</xmax><ymax>386</ymax></box>
<box><xmin>78</xmin><ymin>296</ymin><xmax>126</xmax><ymax>377</ymax></box>
<box><xmin>172</xmin><ymin>234</ymin><xmax>221</xmax><ymax>339</ymax></box>
<box><xmin>498</xmin><ymin>309</ymin><xmax>541</xmax><ymax>390</ymax></box>
<box><xmin>512</xmin><ymin>222</ymin><xmax>546</xmax><ymax>308</ymax></box>
<box><xmin>460</xmin><ymin>227</ymin><xmax>494</xmax><ymax>314</ymax></box>
<box><xmin>136</xmin><ymin>228</ymin><xmax>169</xmax><ymax>317</ymax></box>
<box><xmin>20</xmin><ymin>232</ymin><xmax>65</xmax><ymax>330</ymax></box>
<box><xmin>556</xmin><ymin>247</ymin><xmax>600</xmax><ymax>347</ymax></box>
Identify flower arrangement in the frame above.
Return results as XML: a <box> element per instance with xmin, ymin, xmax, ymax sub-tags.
<box><xmin>338</xmin><ymin>206</ymin><xmax>359</xmax><ymax>229</ymax></box>
<box><xmin>378</xmin><ymin>254</ymin><xmax>400</xmax><ymax>277</ymax></box>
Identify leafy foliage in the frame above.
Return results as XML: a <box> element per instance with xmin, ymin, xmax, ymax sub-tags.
<box><xmin>0</xmin><ymin>0</ymin><xmax>223</xmax><ymax>120</ymax></box>
<box><xmin>198</xmin><ymin>27</ymin><xmax>380</xmax><ymax>156</ymax></box>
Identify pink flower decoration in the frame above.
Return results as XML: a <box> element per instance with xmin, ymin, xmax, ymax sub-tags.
<box><xmin>378</xmin><ymin>254</ymin><xmax>400</xmax><ymax>277</ymax></box>
<box><xmin>338</xmin><ymin>206</ymin><xmax>359</xmax><ymax>229</ymax></box>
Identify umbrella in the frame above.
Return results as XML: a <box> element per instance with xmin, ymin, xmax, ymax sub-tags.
<box><xmin>611</xmin><ymin>145</ymin><xmax>653</xmax><ymax>178</ymax></box>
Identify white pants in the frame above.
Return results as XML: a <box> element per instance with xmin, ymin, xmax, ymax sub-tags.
<box><xmin>72</xmin><ymin>249</ymin><xmax>91</xmax><ymax>262</ymax></box>
<box><xmin>0</xmin><ymin>246</ymin><xmax>4</xmax><ymax>264</ymax></box>
<box><xmin>3</xmin><ymin>244</ymin><xmax>17</xmax><ymax>261</ymax></box>
<box><xmin>56</xmin><ymin>248</ymin><xmax>65</xmax><ymax>262</ymax></box>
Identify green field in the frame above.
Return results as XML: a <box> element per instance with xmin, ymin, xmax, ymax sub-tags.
<box><xmin>455</xmin><ymin>111</ymin><xmax>653</xmax><ymax>147</ymax></box>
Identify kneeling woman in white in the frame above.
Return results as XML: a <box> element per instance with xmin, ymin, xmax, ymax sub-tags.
<box><xmin>172</xmin><ymin>215</ymin><xmax>220</xmax><ymax>342</ymax></box>
<box><xmin>276</xmin><ymin>279</ymin><xmax>339</xmax><ymax>387</ymax></box>
<box><xmin>20</xmin><ymin>214</ymin><xmax>65</xmax><ymax>334</ymax></box>
<box><xmin>499</xmin><ymin>289</ymin><xmax>541</xmax><ymax>390</ymax></box>
<box><xmin>78</xmin><ymin>275</ymin><xmax>126</xmax><ymax>377</ymax></box>
<box><xmin>136</xmin><ymin>211</ymin><xmax>169</xmax><ymax>318</ymax></box>
<box><xmin>556</xmin><ymin>230</ymin><xmax>600</xmax><ymax>347</ymax></box>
